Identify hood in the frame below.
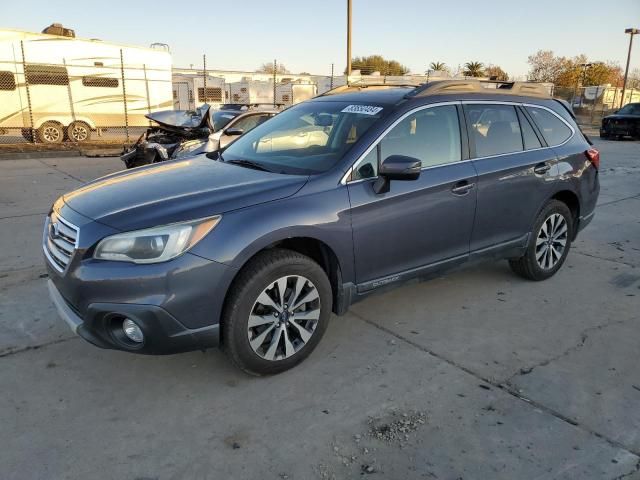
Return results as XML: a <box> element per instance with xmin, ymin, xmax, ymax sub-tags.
<box><xmin>603</xmin><ymin>114</ymin><xmax>639</xmax><ymax>121</ymax></box>
<box><xmin>146</xmin><ymin>104</ymin><xmax>210</xmax><ymax>130</ymax></box>
<box><xmin>63</xmin><ymin>157</ymin><xmax>308</xmax><ymax>231</ymax></box>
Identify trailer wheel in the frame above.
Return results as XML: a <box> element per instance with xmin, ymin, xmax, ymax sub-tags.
<box><xmin>67</xmin><ymin>121</ymin><xmax>91</xmax><ymax>142</ymax></box>
<box><xmin>37</xmin><ymin>122</ymin><xmax>64</xmax><ymax>144</ymax></box>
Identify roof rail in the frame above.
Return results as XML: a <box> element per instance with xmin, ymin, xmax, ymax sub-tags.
<box><xmin>410</xmin><ymin>80</ymin><xmax>551</xmax><ymax>99</ymax></box>
<box><xmin>319</xmin><ymin>83</ymin><xmax>416</xmax><ymax>96</ymax></box>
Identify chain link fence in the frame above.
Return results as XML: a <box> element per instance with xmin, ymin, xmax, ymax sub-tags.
<box><xmin>0</xmin><ymin>39</ymin><xmax>174</xmax><ymax>153</ymax></box>
<box><xmin>553</xmin><ymin>85</ymin><xmax>640</xmax><ymax>126</ymax></box>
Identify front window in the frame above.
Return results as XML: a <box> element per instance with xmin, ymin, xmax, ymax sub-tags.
<box><xmin>210</xmin><ymin>111</ymin><xmax>240</xmax><ymax>132</ymax></box>
<box><xmin>617</xmin><ymin>103</ymin><xmax>640</xmax><ymax>116</ymax></box>
<box><xmin>221</xmin><ymin>101</ymin><xmax>385</xmax><ymax>175</ymax></box>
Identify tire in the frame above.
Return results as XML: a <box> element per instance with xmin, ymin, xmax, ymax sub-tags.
<box><xmin>509</xmin><ymin>200</ymin><xmax>574</xmax><ymax>281</ymax></box>
<box><xmin>67</xmin><ymin>121</ymin><xmax>91</xmax><ymax>142</ymax></box>
<box><xmin>599</xmin><ymin>132</ymin><xmax>608</xmax><ymax>139</ymax></box>
<box><xmin>37</xmin><ymin>122</ymin><xmax>64</xmax><ymax>144</ymax></box>
<box><xmin>222</xmin><ymin>248</ymin><xmax>332</xmax><ymax>376</ymax></box>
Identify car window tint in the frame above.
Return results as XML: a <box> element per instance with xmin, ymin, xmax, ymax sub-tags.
<box><xmin>466</xmin><ymin>104</ymin><xmax>523</xmax><ymax>157</ymax></box>
<box><xmin>526</xmin><ymin>107</ymin><xmax>572</xmax><ymax>146</ymax></box>
<box><xmin>517</xmin><ymin>109</ymin><xmax>542</xmax><ymax>150</ymax></box>
<box><xmin>230</xmin><ymin>114</ymin><xmax>268</xmax><ymax>133</ymax></box>
<box><xmin>379</xmin><ymin>105</ymin><xmax>461</xmax><ymax>169</ymax></box>
<box><xmin>353</xmin><ymin>146</ymin><xmax>378</xmax><ymax>180</ymax></box>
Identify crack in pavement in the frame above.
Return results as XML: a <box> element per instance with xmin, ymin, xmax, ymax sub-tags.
<box><xmin>0</xmin><ymin>211</ymin><xmax>48</xmax><ymax>221</ymax></box>
<box><xmin>612</xmin><ymin>459</ymin><xmax>640</xmax><ymax>480</ymax></box>
<box><xmin>0</xmin><ymin>336</ymin><xmax>77</xmax><ymax>359</ymax></box>
<box><xmin>35</xmin><ymin>158</ymin><xmax>85</xmax><ymax>183</ymax></box>
<box><xmin>349</xmin><ymin>310</ymin><xmax>640</xmax><ymax>460</ymax></box>
<box><xmin>598</xmin><ymin>193</ymin><xmax>640</xmax><ymax>207</ymax></box>
<box><xmin>504</xmin><ymin>317</ymin><xmax>639</xmax><ymax>382</ymax></box>
<box><xmin>574</xmin><ymin>250</ymin><xmax>638</xmax><ymax>268</ymax></box>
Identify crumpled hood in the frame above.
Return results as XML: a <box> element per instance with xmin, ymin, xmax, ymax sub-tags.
<box><xmin>63</xmin><ymin>157</ymin><xmax>308</xmax><ymax>231</ymax></box>
<box><xmin>146</xmin><ymin>104</ymin><xmax>210</xmax><ymax>131</ymax></box>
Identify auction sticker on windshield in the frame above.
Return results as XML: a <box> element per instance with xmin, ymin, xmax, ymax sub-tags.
<box><xmin>341</xmin><ymin>105</ymin><xmax>383</xmax><ymax>115</ymax></box>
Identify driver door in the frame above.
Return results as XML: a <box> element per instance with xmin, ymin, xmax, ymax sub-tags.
<box><xmin>347</xmin><ymin>104</ymin><xmax>477</xmax><ymax>288</ymax></box>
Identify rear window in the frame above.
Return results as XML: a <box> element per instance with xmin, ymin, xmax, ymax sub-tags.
<box><xmin>25</xmin><ymin>65</ymin><xmax>69</xmax><ymax>86</ymax></box>
<box><xmin>465</xmin><ymin>104</ymin><xmax>524</xmax><ymax>157</ymax></box>
<box><xmin>0</xmin><ymin>71</ymin><xmax>16</xmax><ymax>91</ymax></box>
<box><xmin>82</xmin><ymin>76</ymin><xmax>119</xmax><ymax>88</ymax></box>
<box><xmin>526</xmin><ymin>107</ymin><xmax>573</xmax><ymax>146</ymax></box>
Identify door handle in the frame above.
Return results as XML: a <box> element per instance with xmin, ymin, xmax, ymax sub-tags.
<box><xmin>451</xmin><ymin>181</ymin><xmax>475</xmax><ymax>195</ymax></box>
<box><xmin>534</xmin><ymin>163</ymin><xmax>551</xmax><ymax>175</ymax></box>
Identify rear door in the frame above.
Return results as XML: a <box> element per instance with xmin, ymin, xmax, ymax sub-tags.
<box><xmin>464</xmin><ymin>102</ymin><xmax>555</xmax><ymax>253</ymax></box>
<box><xmin>347</xmin><ymin>103</ymin><xmax>478</xmax><ymax>287</ymax></box>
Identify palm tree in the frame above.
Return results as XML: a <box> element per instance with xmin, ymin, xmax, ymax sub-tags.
<box><xmin>463</xmin><ymin>61</ymin><xmax>485</xmax><ymax>78</ymax></box>
<box><xmin>429</xmin><ymin>61</ymin><xmax>447</xmax><ymax>71</ymax></box>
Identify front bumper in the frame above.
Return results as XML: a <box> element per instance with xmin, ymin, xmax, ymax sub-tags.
<box><xmin>48</xmin><ymin>279</ymin><xmax>220</xmax><ymax>354</ymax></box>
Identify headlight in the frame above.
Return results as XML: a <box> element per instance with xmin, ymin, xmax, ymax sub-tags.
<box><xmin>94</xmin><ymin>216</ymin><xmax>220</xmax><ymax>264</ymax></box>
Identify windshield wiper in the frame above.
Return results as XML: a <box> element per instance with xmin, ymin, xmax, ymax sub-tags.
<box><xmin>225</xmin><ymin>159</ymin><xmax>272</xmax><ymax>172</ymax></box>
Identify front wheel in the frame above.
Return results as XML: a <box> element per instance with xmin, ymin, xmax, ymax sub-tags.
<box><xmin>67</xmin><ymin>121</ymin><xmax>91</xmax><ymax>142</ymax></box>
<box><xmin>509</xmin><ymin>200</ymin><xmax>574</xmax><ymax>281</ymax></box>
<box><xmin>222</xmin><ymin>249</ymin><xmax>332</xmax><ymax>375</ymax></box>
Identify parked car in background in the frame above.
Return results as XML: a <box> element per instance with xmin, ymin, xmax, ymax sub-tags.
<box><xmin>600</xmin><ymin>102</ymin><xmax>640</xmax><ymax>140</ymax></box>
<box><xmin>120</xmin><ymin>104</ymin><xmax>278</xmax><ymax>168</ymax></box>
<box><xmin>45</xmin><ymin>80</ymin><xmax>599</xmax><ymax>375</ymax></box>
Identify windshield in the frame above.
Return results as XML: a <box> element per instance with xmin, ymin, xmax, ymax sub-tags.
<box><xmin>221</xmin><ymin>101</ymin><xmax>385</xmax><ymax>174</ymax></box>
<box><xmin>211</xmin><ymin>111</ymin><xmax>240</xmax><ymax>132</ymax></box>
<box><xmin>617</xmin><ymin>104</ymin><xmax>640</xmax><ymax>115</ymax></box>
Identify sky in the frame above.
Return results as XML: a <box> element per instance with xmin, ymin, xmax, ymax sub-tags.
<box><xmin>3</xmin><ymin>0</ymin><xmax>639</xmax><ymax>78</ymax></box>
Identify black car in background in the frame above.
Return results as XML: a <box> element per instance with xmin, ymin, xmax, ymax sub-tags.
<box><xmin>600</xmin><ymin>102</ymin><xmax>640</xmax><ymax>140</ymax></box>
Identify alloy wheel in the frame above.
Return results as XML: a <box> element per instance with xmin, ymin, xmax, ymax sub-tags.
<box><xmin>535</xmin><ymin>213</ymin><xmax>568</xmax><ymax>270</ymax></box>
<box><xmin>247</xmin><ymin>275</ymin><xmax>320</xmax><ymax>361</ymax></box>
<box><xmin>70</xmin><ymin>125</ymin><xmax>88</xmax><ymax>141</ymax></box>
<box><xmin>42</xmin><ymin>126</ymin><xmax>61</xmax><ymax>142</ymax></box>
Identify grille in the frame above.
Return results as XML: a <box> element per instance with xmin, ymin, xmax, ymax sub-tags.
<box><xmin>43</xmin><ymin>212</ymin><xmax>79</xmax><ymax>272</ymax></box>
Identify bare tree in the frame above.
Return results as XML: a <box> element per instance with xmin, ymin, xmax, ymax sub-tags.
<box><xmin>256</xmin><ymin>62</ymin><xmax>290</xmax><ymax>74</ymax></box>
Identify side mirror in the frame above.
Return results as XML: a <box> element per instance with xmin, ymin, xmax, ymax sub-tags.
<box><xmin>224</xmin><ymin>127</ymin><xmax>244</xmax><ymax>136</ymax></box>
<box><xmin>373</xmin><ymin>155</ymin><xmax>421</xmax><ymax>194</ymax></box>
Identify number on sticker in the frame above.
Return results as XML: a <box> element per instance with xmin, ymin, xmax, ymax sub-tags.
<box><xmin>341</xmin><ymin>105</ymin><xmax>383</xmax><ymax>115</ymax></box>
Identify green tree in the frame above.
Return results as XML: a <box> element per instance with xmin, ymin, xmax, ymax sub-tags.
<box><xmin>429</xmin><ymin>61</ymin><xmax>447</xmax><ymax>71</ymax></box>
<box><xmin>348</xmin><ymin>55</ymin><xmax>409</xmax><ymax>75</ymax></box>
<box><xmin>463</xmin><ymin>61</ymin><xmax>484</xmax><ymax>77</ymax></box>
<box><xmin>257</xmin><ymin>62</ymin><xmax>290</xmax><ymax>74</ymax></box>
<box><xmin>485</xmin><ymin>65</ymin><xmax>509</xmax><ymax>81</ymax></box>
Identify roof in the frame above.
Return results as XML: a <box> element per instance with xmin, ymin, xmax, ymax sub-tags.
<box><xmin>313</xmin><ymin>86</ymin><xmax>414</xmax><ymax>105</ymax></box>
<box><xmin>314</xmin><ymin>80</ymin><xmax>552</xmax><ymax>106</ymax></box>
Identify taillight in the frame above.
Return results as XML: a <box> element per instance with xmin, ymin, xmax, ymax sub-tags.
<box><xmin>585</xmin><ymin>147</ymin><xmax>600</xmax><ymax>170</ymax></box>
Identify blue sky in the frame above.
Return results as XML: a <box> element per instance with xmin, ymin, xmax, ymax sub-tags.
<box><xmin>3</xmin><ymin>0</ymin><xmax>639</xmax><ymax>77</ymax></box>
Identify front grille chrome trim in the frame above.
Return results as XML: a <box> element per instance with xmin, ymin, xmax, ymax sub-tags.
<box><xmin>43</xmin><ymin>213</ymin><xmax>80</xmax><ymax>273</ymax></box>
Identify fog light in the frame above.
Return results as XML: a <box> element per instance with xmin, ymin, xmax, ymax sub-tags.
<box><xmin>122</xmin><ymin>319</ymin><xmax>144</xmax><ymax>343</ymax></box>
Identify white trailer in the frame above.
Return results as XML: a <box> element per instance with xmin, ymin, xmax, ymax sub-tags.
<box><xmin>228</xmin><ymin>80</ymin><xmax>273</xmax><ymax>105</ymax></box>
<box><xmin>171</xmin><ymin>73</ymin><xmax>226</xmax><ymax>110</ymax></box>
<box><xmin>0</xmin><ymin>27</ymin><xmax>173</xmax><ymax>143</ymax></box>
<box><xmin>275</xmin><ymin>81</ymin><xmax>317</xmax><ymax>105</ymax></box>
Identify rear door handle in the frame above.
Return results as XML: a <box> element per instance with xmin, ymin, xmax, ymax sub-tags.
<box><xmin>534</xmin><ymin>163</ymin><xmax>551</xmax><ymax>175</ymax></box>
<box><xmin>451</xmin><ymin>181</ymin><xmax>475</xmax><ymax>195</ymax></box>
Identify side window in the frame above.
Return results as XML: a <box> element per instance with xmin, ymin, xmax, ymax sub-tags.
<box><xmin>82</xmin><ymin>76</ymin><xmax>119</xmax><ymax>88</ymax></box>
<box><xmin>230</xmin><ymin>114</ymin><xmax>267</xmax><ymax>133</ymax></box>
<box><xmin>380</xmin><ymin>105</ymin><xmax>461</xmax><ymax>168</ymax></box>
<box><xmin>353</xmin><ymin>146</ymin><xmax>378</xmax><ymax>180</ymax></box>
<box><xmin>24</xmin><ymin>65</ymin><xmax>69</xmax><ymax>86</ymax></box>
<box><xmin>526</xmin><ymin>107</ymin><xmax>573</xmax><ymax>146</ymax></box>
<box><xmin>466</xmin><ymin>104</ymin><xmax>523</xmax><ymax>157</ymax></box>
<box><xmin>0</xmin><ymin>71</ymin><xmax>16</xmax><ymax>91</ymax></box>
<box><xmin>517</xmin><ymin>109</ymin><xmax>542</xmax><ymax>149</ymax></box>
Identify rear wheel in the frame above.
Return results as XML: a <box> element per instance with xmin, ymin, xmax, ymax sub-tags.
<box><xmin>509</xmin><ymin>200</ymin><xmax>574</xmax><ymax>281</ymax></box>
<box><xmin>222</xmin><ymin>249</ymin><xmax>332</xmax><ymax>375</ymax></box>
<box><xmin>67</xmin><ymin>121</ymin><xmax>91</xmax><ymax>142</ymax></box>
<box><xmin>37</xmin><ymin>122</ymin><xmax>64</xmax><ymax>144</ymax></box>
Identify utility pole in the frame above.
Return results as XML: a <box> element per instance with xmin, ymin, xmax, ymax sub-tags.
<box><xmin>621</xmin><ymin>28</ymin><xmax>639</xmax><ymax>108</ymax></box>
<box><xmin>346</xmin><ymin>0</ymin><xmax>352</xmax><ymax>80</ymax></box>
